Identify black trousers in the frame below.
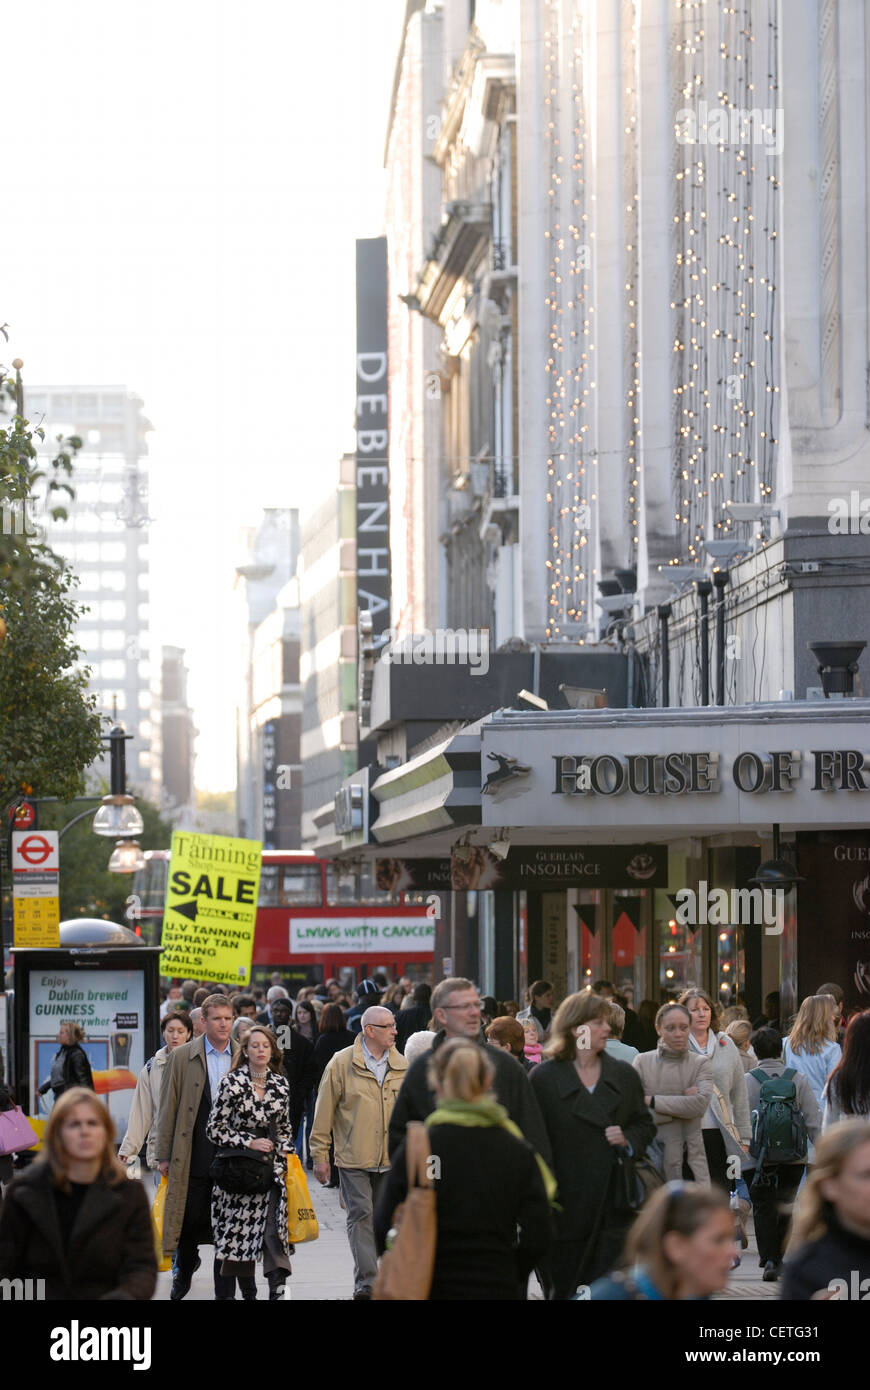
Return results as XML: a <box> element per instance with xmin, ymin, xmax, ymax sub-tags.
<box><xmin>749</xmin><ymin>1164</ymin><xmax>804</xmax><ymax>1266</ymax></box>
<box><xmin>176</xmin><ymin>1176</ymin><xmax>237</xmax><ymax>1299</ymax></box>
<box><xmin>683</xmin><ymin>1129</ymin><xmax>730</xmax><ymax>1191</ymax></box>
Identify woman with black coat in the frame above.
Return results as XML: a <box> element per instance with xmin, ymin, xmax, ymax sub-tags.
<box><xmin>312</xmin><ymin>1003</ymin><xmax>354</xmax><ymax>1186</ymax></box>
<box><xmin>37</xmin><ymin>1021</ymin><xmax>94</xmax><ymax>1104</ymax></box>
<box><xmin>781</xmin><ymin>1119</ymin><xmax>870</xmax><ymax>1299</ymax></box>
<box><xmin>0</xmin><ymin>1087</ymin><xmax>156</xmax><ymax>1300</ymax></box>
<box><xmin>374</xmin><ymin>1040</ymin><xmax>552</xmax><ymax>1299</ymax></box>
<box><xmin>530</xmin><ymin>990</ymin><xmax>656</xmax><ymax>1300</ymax></box>
<box><xmin>312</xmin><ymin>1002</ymin><xmax>355</xmax><ymax>1083</ymax></box>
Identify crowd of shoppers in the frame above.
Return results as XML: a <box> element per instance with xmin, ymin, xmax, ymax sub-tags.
<box><xmin>3</xmin><ymin>968</ymin><xmax>870</xmax><ymax>1305</ymax></box>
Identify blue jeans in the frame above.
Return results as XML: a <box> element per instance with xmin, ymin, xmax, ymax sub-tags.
<box><xmin>296</xmin><ymin>1091</ymin><xmax>315</xmax><ymax>1163</ymax></box>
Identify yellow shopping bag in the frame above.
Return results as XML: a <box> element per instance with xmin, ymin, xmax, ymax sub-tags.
<box><xmin>285</xmin><ymin>1152</ymin><xmax>319</xmax><ymax>1244</ymax></box>
<box><xmin>150</xmin><ymin>1175</ymin><xmax>173</xmax><ymax>1272</ymax></box>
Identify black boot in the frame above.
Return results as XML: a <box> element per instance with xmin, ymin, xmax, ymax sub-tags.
<box><xmin>267</xmin><ymin>1270</ymin><xmax>288</xmax><ymax>1301</ymax></box>
<box><xmin>238</xmin><ymin>1276</ymin><xmax>258</xmax><ymax>1301</ymax></box>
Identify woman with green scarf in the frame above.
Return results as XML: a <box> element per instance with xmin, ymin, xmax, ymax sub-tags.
<box><xmin>374</xmin><ymin>1040</ymin><xmax>553</xmax><ymax>1299</ymax></box>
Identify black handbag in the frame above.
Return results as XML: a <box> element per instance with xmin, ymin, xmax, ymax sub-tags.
<box><xmin>210</xmin><ymin>1147</ymin><xmax>272</xmax><ymax>1194</ymax></box>
<box><xmin>210</xmin><ymin>1117</ymin><xmax>276</xmax><ymax>1195</ymax></box>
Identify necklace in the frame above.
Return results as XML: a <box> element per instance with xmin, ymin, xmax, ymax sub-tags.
<box><xmin>250</xmin><ymin>1069</ymin><xmax>269</xmax><ymax>1082</ymax></box>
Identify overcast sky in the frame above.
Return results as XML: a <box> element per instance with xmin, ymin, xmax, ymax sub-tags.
<box><xmin>2</xmin><ymin>0</ymin><xmax>407</xmax><ymax>790</ymax></box>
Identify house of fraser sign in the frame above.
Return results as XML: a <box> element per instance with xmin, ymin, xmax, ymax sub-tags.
<box><xmin>550</xmin><ymin>749</ymin><xmax>870</xmax><ymax>796</ymax></box>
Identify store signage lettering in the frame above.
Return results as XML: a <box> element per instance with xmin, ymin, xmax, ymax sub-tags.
<box><xmin>552</xmin><ymin>749</ymin><xmax>870</xmax><ymax>797</ymax></box>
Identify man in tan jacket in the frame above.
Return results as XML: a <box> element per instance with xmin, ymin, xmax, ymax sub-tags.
<box><xmin>311</xmin><ymin>1005</ymin><xmax>408</xmax><ymax>1300</ymax></box>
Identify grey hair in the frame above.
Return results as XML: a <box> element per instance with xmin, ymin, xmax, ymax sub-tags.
<box><xmin>361</xmin><ymin>1005</ymin><xmax>394</xmax><ymax>1031</ymax></box>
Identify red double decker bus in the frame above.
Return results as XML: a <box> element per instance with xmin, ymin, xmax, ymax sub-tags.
<box><xmin>134</xmin><ymin>850</ymin><xmax>434</xmax><ymax>996</ymax></box>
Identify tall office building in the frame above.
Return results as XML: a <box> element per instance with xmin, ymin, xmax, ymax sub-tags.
<box><xmin>159</xmin><ymin>646</ymin><xmax>197</xmax><ymax>822</ymax></box>
<box><xmin>27</xmin><ymin>385</ymin><xmax>155</xmax><ymax>795</ymax></box>
<box><xmin>299</xmin><ymin>454</ymin><xmax>358</xmax><ymax>847</ymax></box>
<box><xmin>235</xmin><ymin>509</ymin><xmax>302</xmax><ymax>847</ymax></box>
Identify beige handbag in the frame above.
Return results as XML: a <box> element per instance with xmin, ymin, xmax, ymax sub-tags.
<box><xmin>372</xmin><ymin>1122</ymin><xmax>437</xmax><ymax>1301</ymax></box>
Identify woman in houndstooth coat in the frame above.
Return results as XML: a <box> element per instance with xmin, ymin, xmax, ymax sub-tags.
<box><xmin>206</xmin><ymin>1025</ymin><xmax>294</xmax><ymax>1299</ymax></box>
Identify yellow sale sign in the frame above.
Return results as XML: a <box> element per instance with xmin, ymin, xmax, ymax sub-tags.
<box><xmin>160</xmin><ymin>832</ymin><xmax>262</xmax><ymax>985</ymax></box>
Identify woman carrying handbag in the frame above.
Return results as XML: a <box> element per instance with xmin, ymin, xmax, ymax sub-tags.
<box><xmin>206</xmin><ymin>1025</ymin><xmax>294</xmax><ymax>1300</ymax></box>
<box><xmin>374</xmin><ymin>1040</ymin><xmax>552</xmax><ymax>1300</ymax></box>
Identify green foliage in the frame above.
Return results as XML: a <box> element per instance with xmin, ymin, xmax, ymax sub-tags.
<box><xmin>0</xmin><ymin>351</ymin><xmax>104</xmax><ymax>808</ymax></box>
<box><xmin>39</xmin><ymin>793</ymin><xmax>173</xmax><ymax>923</ymax></box>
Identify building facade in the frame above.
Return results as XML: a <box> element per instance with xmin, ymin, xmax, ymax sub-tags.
<box><xmin>28</xmin><ymin>384</ymin><xmax>156</xmax><ymax>796</ymax></box>
<box><xmin>300</xmin><ymin>455</ymin><xmax>359</xmax><ymax>848</ymax></box>
<box><xmin>330</xmin><ymin>0</ymin><xmax>870</xmax><ymax>1016</ymax></box>
<box><xmin>235</xmin><ymin>509</ymin><xmax>302</xmax><ymax>847</ymax></box>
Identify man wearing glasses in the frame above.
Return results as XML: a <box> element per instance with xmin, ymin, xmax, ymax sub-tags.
<box><xmin>388</xmin><ymin>977</ymin><xmax>552</xmax><ymax>1165</ymax></box>
<box><xmin>311</xmin><ymin>1005</ymin><xmax>408</xmax><ymax>1300</ymax></box>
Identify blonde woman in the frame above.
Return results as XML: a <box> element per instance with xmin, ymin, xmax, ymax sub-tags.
<box><xmin>781</xmin><ymin>1119</ymin><xmax>870</xmax><ymax>1299</ymax></box>
<box><xmin>374</xmin><ymin>1040</ymin><xmax>552</xmax><ymax>1299</ymax></box>
<box><xmin>783</xmin><ymin>994</ymin><xmax>842</xmax><ymax>1114</ymax></box>
<box><xmin>678</xmin><ymin>989</ymin><xmax>751</xmax><ymax>1190</ymax></box>
<box><xmin>0</xmin><ymin>1088</ymin><xmax>156</xmax><ymax>1300</ymax></box>
<box><xmin>724</xmin><ymin>1018</ymin><xmax>757</xmax><ymax>1074</ymax></box>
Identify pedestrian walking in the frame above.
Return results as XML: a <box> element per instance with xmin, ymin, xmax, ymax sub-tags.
<box><xmin>744</xmin><ymin>1027</ymin><xmax>821</xmax><ymax>1281</ymax></box>
<box><xmin>485</xmin><ymin>1016</ymin><xmax>528</xmax><ymax>1069</ymax></box>
<box><xmin>816</xmin><ymin>981</ymin><xmax>847</xmax><ymax>1045</ymax></box>
<box><xmin>374</xmin><ymin>1040</ymin><xmax>552</xmax><ymax>1299</ymax></box>
<box><xmin>346</xmin><ymin>979</ymin><xmax>382</xmax><ymax>1035</ymax></box>
<box><xmin>270</xmin><ymin>997</ymin><xmax>316</xmax><ymax>1143</ymax></box>
<box><xmin>395</xmin><ymin>983</ymin><xmax>432</xmax><ymax>1053</ymax></box>
<box><xmin>783</xmin><ymin>994</ymin><xmax>842</xmax><ymax>1114</ymax></box>
<box><xmin>724</xmin><ymin>1018</ymin><xmax>757</xmax><ymax>1073</ymax></box>
<box><xmin>604</xmin><ymin>1002</ymin><xmax>639</xmax><ymax>1063</ymax></box>
<box><xmin>403</xmin><ymin>1030</ymin><xmax>436</xmax><ymax>1065</ymax></box>
<box><xmin>530</xmin><ymin>990</ymin><xmax>655</xmax><ymax>1299</ymax></box>
<box><xmin>632</xmin><ymin>1003</ymin><xmax>713</xmax><ymax>1183</ymax></box>
<box><xmin>206</xmin><ymin>1025</ymin><xmax>294</xmax><ymax>1300</ymax></box>
<box><xmin>679</xmin><ymin>988</ymin><xmax>751</xmax><ymax>1189</ymax></box>
<box><xmin>0</xmin><ymin>1078</ymin><xmax>18</xmax><ymax>1192</ymax></box>
<box><xmin>313</xmin><ymin>1002</ymin><xmax>355</xmax><ymax>1076</ymax></box>
<box><xmin>517</xmin><ymin>980</ymin><xmax>554</xmax><ymax>1034</ymax></box>
<box><xmin>257</xmin><ymin>986</ymin><xmax>290</xmax><ymax>1028</ymax></box>
<box><xmin>156</xmin><ymin>993</ymin><xmax>240</xmax><ymax>1300</ymax></box>
<box><xmin>588</xmin><ymin>1183</ymin><xmax>735</xmax><ymax>1301</ymax></box>
<box><xmin>119</xmin><ymin>1010</ymin><xmax>193</xmax><ymax>1180</ymax></box>
<box><xmin>822</xmin><ymin>1009</ymin><xmax>870</xmax><ymax>1128</ymax></box>
<box><xmin>781</xmin><ymin>1119</ymin><xmax>870</xmax><ymax>1299</ymax></box>
<box><xmin>388</xmin><ymin>978</ymin><xmax>551</xmax><ymax>1161</ymax></box>
<box><xmin>0</xmin><ymin>1087</ymin><xmax>156</xmax><ymax>1300</ymax></box>
<box><xmin>310</xmin><ymin>1005</ymin><xmax>408</xmax><ymax>1299</ymax></box>
<box><xmin>36</xmin><ymin>1021</ymin><xmax>94</xmax><ymax>1105</ymax></box>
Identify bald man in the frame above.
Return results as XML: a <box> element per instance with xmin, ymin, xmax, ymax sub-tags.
<box><xmin>310</xmin><ymin>1005</ymin><xmax>408</xmax><ymax>1300</ymax></box>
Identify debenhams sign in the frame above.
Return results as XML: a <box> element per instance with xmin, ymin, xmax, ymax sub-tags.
<box><xmin>481</xmin><ymin>724</ymin><xmax>870</xmax><ymax>832</ymax></box>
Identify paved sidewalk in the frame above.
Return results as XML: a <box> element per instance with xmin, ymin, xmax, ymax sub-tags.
<box><xmin>155</xmin><ymin>1180</ymin><xmax>781</xmax><ymax>1303</ymax></box>
<box><xmin>154</xmin><ymin>1179</ymin><xmax>355</xmax><ymax>1301</ymax></box>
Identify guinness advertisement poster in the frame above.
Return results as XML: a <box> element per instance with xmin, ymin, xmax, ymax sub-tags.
<box><xmin>376</xmin><ymin>844</ymin><xmax>667</xmax><ymax>894</ymax></box>
<box><xmin>796</xmin><ymin>831</ymin><xmax>870</xmax><ymax>1013</ymax></box>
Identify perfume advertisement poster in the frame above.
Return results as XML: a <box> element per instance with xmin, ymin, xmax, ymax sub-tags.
<box><xmin>29</xmin><ymin>968</ymin><xmax>145</xmax><ymax>1140</ymax></box>
<box><xmin>795</xmin><ymin>833</ymin><xmax>870</xmax><ymax>1015</ymax></box>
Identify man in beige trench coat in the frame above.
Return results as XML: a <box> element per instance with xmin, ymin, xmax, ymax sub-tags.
<box><xmin>157</xmin><ymin>994</ymin><xmax>240</xmax><ymax>1299</ymax></box>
